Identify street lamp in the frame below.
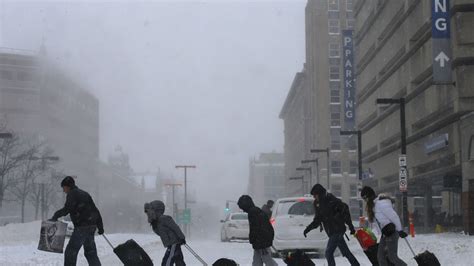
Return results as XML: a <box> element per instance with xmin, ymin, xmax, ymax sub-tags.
<box><xmin>310</xmin><ymin>148</ymin><xmax>331</xmax><ymax>189</ymax></box>
<box><xmin>175</xmin><ymin>165</ymin><xmax>196</xmax><ymax>235</ymax></box>
<box><xmin>340</xmin><ymin>130</ymin><xmax>362</xmax><ymax>180</ymax></box>
<box><xmin>376</xmin><ymin>97</ymin><xmax>408</xmax><ymax>228</ymax></box>
<box><xmin>296</xmin><ymin>167</ymin><xmax>312</xmax><ymax>193</ymax></box>
<box><xmin>301</xmin><ymin>159</ymin><xmax>319</xmax><ymax>186</ymax></box>
<box><xmin>289</xmin><ymin>176</ymin><xmax>304</xmax><ymax>195</ymax></box>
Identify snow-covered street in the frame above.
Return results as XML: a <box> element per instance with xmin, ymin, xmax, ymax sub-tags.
<box><xmin>1</xmin><ymin>221</ymin><xmax>474</xmax><ymax>265</ymax></box>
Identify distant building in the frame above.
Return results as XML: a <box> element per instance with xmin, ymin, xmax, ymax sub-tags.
<box><xmin>0</xmin><ymin>47</ymin><xmax>99</xmax><ymax>197</ymax></box>
<box><xmin>248</xmin><ymin>152</ymin><xmax>285</xmax><ymax>206</ymax></box>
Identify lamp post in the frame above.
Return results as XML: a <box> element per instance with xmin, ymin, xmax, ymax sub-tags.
<box><xmin>376</xmin><ymin>97</ymin><xmax>408</xmax><ymax>228</ymax></box>
<box><xmin>289</xmin><ymin>176</ymin><xmax>304</xmax><ymax>195</ymax></box>
<box><xmin>296</xmin><ymin>167</ymin><xmax>312</xmax><ymax>193</ymax></box>
<box><xmin>310</xmin><ymin>148</ymin><xmax>330</xmax><ymax>189</ymax></box>
<box><xmin>340</xmin><ymin>130</ymin><xmax>362</xmax><ymax>180</ymax></box>
<box><xmin>175</xmin><ymin>165</ymin><xmax>196</xmax><ymax>235</ymax></box>
<box><xmin>301</xmin><ymin>159</ymin><xmax>319</xmax><ymax>186</ymax></box>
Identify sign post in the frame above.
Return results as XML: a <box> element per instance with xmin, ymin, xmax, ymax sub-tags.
<box><xmin>431</xmin><ymin>0</ymin><xmax>452</xmax><ymax>84</ymax></box>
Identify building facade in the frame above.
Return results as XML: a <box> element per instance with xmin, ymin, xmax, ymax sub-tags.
<box><xmin>280</xmin><ymin>0</ymin><xmax>361</xmax><ymax>217</ymax></box>
<box><xmin>0</xmin><ymin>47</ymin><xmax>100</xmax><ymax>198</ymax></box>
<box><xmin>354</xmin><ymin>0</ymin><xmax>474</xmax><ymax>233</ymax></box>
<box><xmin>248</xmin><ymin>152</ymin><xmax>285</xmax><ymax>206</ymax></box>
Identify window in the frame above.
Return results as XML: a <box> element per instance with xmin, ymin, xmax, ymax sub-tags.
<box><xmin>1</xmin><ymin>70</ymin><xmax>13</xmax><ymax>80</ymax></box>
<box><xmin>349</xmin><ymin>161</ymin><xmax>358</xmax><ymax>175</ymax></box>
<box><xmin>331</xmin><ymin>138</ymin><xmax>341</xmax><ymax>150</ymax></box>
<box><xmin>276</xmin><ymin>200</ymin><xmax>314</xmax><ymax>216</ymax></box>
<box><xmin>17</xmin><ymin>71</ymin><xmax>33</xmax><ymax>82</ymax></box>
<box><xmin>329</xmin><ymin>57</ymin><xmax>340</xmax><ymax>66</ymax></box>
<box><xmin>346</xmin><ymin>11</ymin><xmax>354</xmax><ymax>19</ymax></box>
<box><xmin>346</xmin><ymin>19</ymin><xmax>355</xmax><ymax>29</ymax></box>
<box><xmin>331</xmin><ymin>112</ymin><xmax>341</xmax><ymax>127</ymax></box>
<box><xmin>331</xmin><ymin>184</ymin><xmax>342</xmax><ymax>197</ymax></box>
<box><xmin>328</xmin><ymin>0</ymin><xmax>339</xmax><ymax>11</ymax></box>
<box><xmin>330</xmin><ymin>90</ymin><xmax>340</xmax><ymax>103</ymax></box>
<box><xmin>328</xmin><ymin>19</ymin><xmax>340</xmax><ymax>35</ymax></box>
<box><xmin>350</xmin><ymin>184</ymin><xmax>358</xmax><ymax>197</ymax></box>
<box><xmin>329</xmin><ymin>43</ymin><xmax>340</xmax><ymax>57</ymax></box>
<box><xmin>469</xmin><ymin>135</ymin><xmax>474</xmax><ymax>161</ymax></box>
<box><xmin>330</xmin><ymin>81</ymin><xmax>340</xmax><ymax>90</ymax></box>
<box><xmin>329</xmin><ymin>66</ymin><xmax>340</xmax><ymax>80</ymax></box>
<box><xmin>347</xmin><ymin>136</ymin><xmax>357</xmax><ymax>150</ymax></box>
<box><xmin>328</xmin><ymin>11</ymin><xmax>340</xmax><ymax>19</ymax></box>
<box><xmin>346</xmin><ymin>0</ymin><xmax>354</xmax><ymax>11</ymax></box>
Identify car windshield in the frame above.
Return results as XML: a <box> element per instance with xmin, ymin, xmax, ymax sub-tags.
<box><xmin>230</xmin><ymin>214</ymin><xmax>248</xmax><ymax>220</ymax></box>
<box><xmin>276</xmin><ymin>200</ymin><xmax>314</xmax><ymax>216</ymax></box>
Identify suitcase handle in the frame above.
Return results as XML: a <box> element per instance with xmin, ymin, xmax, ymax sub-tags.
<box><xmin>403</xmin><ymin>238</ymin><xmax>416</xmax><ymax>257</ymax></box>
<box><xmin>184</xmin><ymin>244</ymin><xmax>208</xmax><ymax>266</ymax></box>
<box><xmin>102</xmin><ymin>234</ymin><xmax>115</xmax><ymax>250</ymax></box>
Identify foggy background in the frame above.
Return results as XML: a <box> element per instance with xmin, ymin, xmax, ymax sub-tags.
<box><xmin>0</xmin><ymin>0</ymin><xmax>305</xmax><ymax>206</ymax></box>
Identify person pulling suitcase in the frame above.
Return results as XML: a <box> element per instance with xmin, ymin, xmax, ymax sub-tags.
<box><xmin>145</xmin><ymin>200</ymin><xmax>187</xmax><ymax>266</ymax></box>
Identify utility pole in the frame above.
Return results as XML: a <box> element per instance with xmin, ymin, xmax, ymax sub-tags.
<box><xmin>311</xmin><ymin>148</ymin><xmax>331</xmax><ymax>189</ymax></box>
<box><xmin>376</xmin><ymin>97</ymin><xmax>408</xmax><ymax>228</ymax></box>
<box><xmin>165</xmin><ymin>183</ymin><xmax>182</xmax><ymax>220</ymax></box>
<box><xmin>175</xmin><ymin>165</ymin><xmax>196</xmax><ymax>235</ymax></box>
<box><xmin>301</xmin><ymin>159</ymin><xmax>319</xmax><ymax>186</ymax></box>
<box><xmin>340</xmin><ymin>130</ymin><xmax>363</xmax><ymax>180</ymax></box>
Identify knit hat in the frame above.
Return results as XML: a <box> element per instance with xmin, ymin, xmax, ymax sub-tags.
<box><xmin>310</xmin><ymin>184</ymin><xmax>327</xmax><ymax>197</ymax></box>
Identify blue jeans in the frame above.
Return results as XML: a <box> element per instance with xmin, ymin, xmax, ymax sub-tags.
<box><xmin>325</xmin><ymin>234</ymin><xmax>359</xmax><ymax>266</ymax></box>
<box><xmin>64</xmin><ymin>226</ymin><xmax>101</xmax><ymax>266</ymax></box>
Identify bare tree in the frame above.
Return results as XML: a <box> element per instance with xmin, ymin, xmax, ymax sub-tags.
<box><xmin>0</xmin><ymin>133</ymin><xmax>33</xmax><ymax>213</ymax></box>
<box><xmin>7</xmin><ymin>143</ymin><xmax>44</xmax><ymax>222</ymax></box>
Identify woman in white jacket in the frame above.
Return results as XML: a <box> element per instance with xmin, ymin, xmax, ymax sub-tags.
<box><xmin>361</xmin><ymin>186</ymin><xmax>407</xmax><ymax>266</ymax></box>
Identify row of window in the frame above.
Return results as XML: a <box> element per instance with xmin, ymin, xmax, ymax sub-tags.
<box><xmin>328</xmin><ymin>0</ymin><xmax>354</xmax><ymax>12</ymax></box>
<box><xmin>331</xmin><ymin>160</ymin><xmax>358</xmax><ymax>175</ymax></box>
<box><xmin>1</xmin><ymin>69</ymin><xmax>35</xmax><ymax>82</ymax></box>
<box><xmin>331</xmin><ymin>183</ymin><xmax>358</xmax><ymax>198</ymax></box>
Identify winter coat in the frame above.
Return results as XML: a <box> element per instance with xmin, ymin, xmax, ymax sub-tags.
<box><xmin>305</xmin><ymin>193</ymin><xmax>355</xmax><ymax>237</ymax></box>
<box><xmin>371</xmin><ymin>196</ymin><xmax>403</xmax><ymax>233</ymax></box>
<box><xmin>151</xmin><ymin>215</ymin><xmax>186</xmax><ymax>248</ymax></box>
<box><xmin>261</xmin><ymin>204</ymin><xmax>272</xmax><ymax>218</ymax></box>
<box><xmin>52</xmin><ymin>186</ymin><xmax>103</xmax><ymax>231</ymax></box>
<box><xmin>238</xmin><ymin>195</ymin><xmax>274</xmax><ymax>249</ymax></box>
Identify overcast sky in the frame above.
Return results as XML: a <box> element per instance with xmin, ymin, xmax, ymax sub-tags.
<box><xmin>1</xmin><ymin>0</ymin><xmax>305</xmax><ymax>205</ymax></box>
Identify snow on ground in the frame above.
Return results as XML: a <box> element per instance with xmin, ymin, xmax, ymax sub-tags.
<box><xmin>1</xmin><ymin>221</ymin><xmax>474</xmax><ymax>265</ymax></box>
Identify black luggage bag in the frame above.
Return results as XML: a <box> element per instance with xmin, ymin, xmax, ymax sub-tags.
<box><xmin>363</xmin><ymin>244</ymin><xmax>395</xmax><ymax>266</ymax></box>
<box><xmin>283</xmin><ymin>250</ymin><xmax>315</xmax><ymax>266</ymax></box>
<box><xmin>404</xmin><ymin>238</ymin><xmax>440</xmax><ymax>266</ymax></box>
<box><xmin>103</xmin><ymin>235</ymin><xmax>153</xmax><ymax>266</ymax></box>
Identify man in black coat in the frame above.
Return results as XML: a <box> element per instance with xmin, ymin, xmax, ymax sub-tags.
<box><xmin>50</xmin><ymin>176</ymin><xmax>104</xmax><ymax>266</ymax></box>
<box><xmin>237</xmin><ymin>195</ymin><xmax>277</xmax><ymax>266</ymax></box>
<box><xmin>303</xmin><ymin>184</ymin><xmax>359</xmax><ymax>266</ymax></box>
<box><xmin>261</xmin><ymin>200</ymin><xmax>274</xmax><ymax>219</ymax></box>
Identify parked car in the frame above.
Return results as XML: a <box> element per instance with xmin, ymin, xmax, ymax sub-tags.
<box><xmin>220</xmin><ymin>212</ymin><xmax>249</xmax><ymax>242</ymax></box>
<box><xmin>270</xmin><ymin>196</ymin><xmax>328</xmax><ymax>258</ymax></box>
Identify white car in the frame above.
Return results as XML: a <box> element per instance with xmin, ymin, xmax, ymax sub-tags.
<box><xmin>220</xmin><ymin>212</ymin><xmax>249</xmax><ymax>242</ymax></box>
<box><xmin>270</xmin><ymin>196</ymin><xmax>328</xmax><ymax>258</ymax></box>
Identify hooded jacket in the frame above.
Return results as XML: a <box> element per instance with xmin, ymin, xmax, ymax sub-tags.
<box><xmin>237</xmin><ymin>195</ymin><xmax>274</xmax><ymax>249</ymax></box>
<box><xmin>52</xmin><ymin>186</ymin><xmax>103</xmax><ymax>231</ymax></box>
<box><xmin>371</xmin><ymin>196</ymin><xmax>403</xmax><ymax>233</ymax></box>
<box><xmin>145</xmin><ymin>200</ymin><xmax>185</xmax><ymax>248</ymax></box>
<box><xmin>305</xmin><ymin>188</ymin><xmax>355</xmax><ymax>237</ymax></box>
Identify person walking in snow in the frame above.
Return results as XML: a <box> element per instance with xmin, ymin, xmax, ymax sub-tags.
<box><xmin>144</xmin><ymin>200</ymin><xmax>186</xmax><ymax>266</ymax></box>
<box><xmin>303</xmin><ymin>184</ymin><xmax>360</xmax><ymax>266</ymax></box>
<box><xmin>361</xmin><ymin>186</ymin><xmax>407</xmax><ymax>266</ymax></box>
<box><xmin>237</xmin><ymin>195</ymin><xmax>278</xmax><ymax>266</ymax></box>
<box><xmin>50</xmin><ymin>176</ymin><xmax>104</xmax><ymax>266</ymax></box>
<box><xmin>261</xmin><ymin>200</ymin><xmax>274</xmax><ymax>219</ymax></box>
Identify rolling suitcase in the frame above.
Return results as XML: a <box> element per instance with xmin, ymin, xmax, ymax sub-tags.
<box><xmin>103</xmin><ymin>235</ymin><xmax>154</xmax><ymax>266</ymax></box>
<box><xmin>37</xmin><ymin>220</ymin><xmax>68</xmax><ymax>253</ymax></box>
<box><xmin>404</xmin><ymin>239</ymin><xmax>441</xmax><ymax>266</ymax></box>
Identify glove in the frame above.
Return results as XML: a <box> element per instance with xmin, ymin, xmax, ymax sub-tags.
<box><xmin>303</xmin><ymin>227</ymin><xmax>311</xmax><ymax>238</ymax></box>
<box><xmin>350</xmin><ymin>228</ymin><xmax>356</xmax><ymax>235</ymax></box>
<box><xmin>98</xmin><ymin>227</ymin><xmax>104</xmax><ymax>235</ymax></box>
<box><xmin>398</xmin><ymin>231</ymin><xmax>408</xmax><ymax>238</ymax></box>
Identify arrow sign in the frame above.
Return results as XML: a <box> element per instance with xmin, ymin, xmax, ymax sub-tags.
<box><xmin>435</xmin><ymin>51</ymin><xmax>449</xmax><ymax>67</ymax></box>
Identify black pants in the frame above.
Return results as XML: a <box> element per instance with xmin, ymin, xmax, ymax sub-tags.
<box><xmin>162</xmin><ymin>244</ymin><xmax>185</xmax><ymax>266</ymax></box>
<box><xmin>325</xmin><ymin>233</ymin><xmax>360</xmax><ymax>266</ymax></box>
<box><xmin>64</xmin><ymin>226</ymin><xmax>101</xmax><ymax>266</ymax></box>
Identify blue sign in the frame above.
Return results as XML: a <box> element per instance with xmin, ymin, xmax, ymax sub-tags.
<box><xmin>431</xmin><ymin>0</ymin><xmax>452</xmax><ymax>83</ymax></box>
<box><xmin>342</xmin><ymin>30</ymin><xmax>355</xmax><ymax>129</ymax></box>
<box><xmin>431</xmin><ymin>0</ymin><xmax>450</xmax><ymax>39</ymax></box>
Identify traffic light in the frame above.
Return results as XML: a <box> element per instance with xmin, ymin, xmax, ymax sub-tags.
<box><xmin>225</xmin><ymin>202</ymin><xmax>230</xmax><ymax>212</ymax></box>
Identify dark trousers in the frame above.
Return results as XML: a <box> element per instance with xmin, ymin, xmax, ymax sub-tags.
<box><xmin>325</xmin><ymin>234</ymin><xmax>360</xmax><ymax>266</ymax></box>
<box><xmin>64</xmin><ymin>226</ymin><xmax>101</xmax><ymax>266</ymax></box>
<box><xmin>162</xmin><ymin>244</ymin><xmax>185</xmax><ymax>266</ymax></box>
